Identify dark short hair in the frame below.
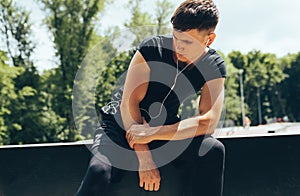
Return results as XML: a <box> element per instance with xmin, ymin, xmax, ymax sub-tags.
<box><xmin>171</xmin><ymin>0</ymin><xmax>219</xmax><ymax>32</ymax></box>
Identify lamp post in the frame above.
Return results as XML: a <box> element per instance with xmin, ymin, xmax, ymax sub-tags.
<box><xmin>239</xmin><ymin>69</ymin><xmax>246</xmax><ymax>127</ymax></box>
<box><xmin>257</xmin><ymin>87</ymin><xmax>262</xmax><ymax>125</ymax></box>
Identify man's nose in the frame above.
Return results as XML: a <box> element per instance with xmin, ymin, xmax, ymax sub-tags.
<box><xmin>176</xmin><ymin>40</ymin><xmax>184</xmax><ymax>51</ymax></box>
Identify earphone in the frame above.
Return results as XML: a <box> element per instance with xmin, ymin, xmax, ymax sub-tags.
<box><xmin>139</xmin><ymin>59</ymin><xmax>191</xmax><ymax>119</ymax></box>
<box><xmin>102</xmin><ymin>59</ymin><xmax>191</xmax><ymax>118</ymax></box>
<box><xmin>206</xmin><ymin>39</ymin><xmax>210</xmax><ymax>46</ymax></box>
<box><xmin>102</xmin><ymin>40</ymin><xmax>209</xmax><ymax>117</ymax></box>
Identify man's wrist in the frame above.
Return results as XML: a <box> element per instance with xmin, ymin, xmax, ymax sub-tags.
<box><xmin>148</xmin><ymin>126</ymin><xmax>159</xmax><ymax>141</ymax></box>
<box><xmin>133</xmin><ymin>144</ymin><xmax>153</xmax><ymax>163</ymax></box>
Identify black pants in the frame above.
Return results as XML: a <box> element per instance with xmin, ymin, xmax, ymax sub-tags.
<box><xmin>76</xmin><ymin>122</ymin><xmax>225</xmax><ymax>196</ymax></box>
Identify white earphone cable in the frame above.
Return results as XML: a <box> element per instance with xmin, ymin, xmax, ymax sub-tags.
<box><xmin>102</xmin><ymin>59</ymin><xmax>190</xmax><ymax>118</ymax></box>
<box><xmin>140</xmin><ymin>59</ymin><xmax>190</xmax><ymax>119</ymax></box>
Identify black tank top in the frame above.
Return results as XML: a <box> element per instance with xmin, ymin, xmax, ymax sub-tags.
<box><xmin>101</xmin><ymin>35</ymin><xmax>226</xmax><ymax>129</ymax></box>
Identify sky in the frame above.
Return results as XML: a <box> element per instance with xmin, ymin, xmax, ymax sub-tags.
<box><xmin>11</xmin><ymin>0</ymin><xmax>300</xmax><ymax>72</ymax></box>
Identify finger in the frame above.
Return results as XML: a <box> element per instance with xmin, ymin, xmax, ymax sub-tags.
<box><xmin>149</xmin><ymin>182</ymin><xmax>154</xmax><ymax>191</ymax></box>
<box><xmin>139</xmin><ymin>180</ymin><xmax>144</xmax><ymax>188</ymax></box>
<box><xmin>125</xmin><ymin>131</ymin><xmax>130</xmax><ymax>140</ymax></box>
<box><xmin>126</xmin><ymin>134</ymin><xmax>131</xmax><ymax>144</ymax></box>
<box><xmin>129</xmin><ymin>140</ymin><xmax>134</xmax><ymax>149</ymax></box>
<box><xmin>154</xmin><ymin>182</ymin><xmax>160</xmax><ymax>191</ymax></box>
<box><xmin>127</xmin><ymin>132</ymin><xmax>133</xmax><ymax>142</ymax></box>
<box><xmin>142</xmin><ymin>117</ymin><xmax>147</xmax><ymax>124</ymax></box>
<box><xmin>144</xmin><ymin>182</ymin><xmax>149</xmax><ymax>191</ymax></box>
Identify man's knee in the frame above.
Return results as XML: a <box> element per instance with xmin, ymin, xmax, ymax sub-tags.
<box><xmin>198</xmin><ymin>136</ymin><xmax>225</xmax><ymax>162</ymax></box>
<box><xmin>88</xmin><ymin>156</ymin><xmax>112</xmax><ymax>182</ymax></box>
<box><xmin>211</xmin><ymin>139</ymin><xmax>225</xmax><ymax>158</ymax></box>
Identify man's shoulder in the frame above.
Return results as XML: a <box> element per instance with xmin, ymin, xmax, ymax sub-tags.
<box><xmin>197</xmin><ymin>48</ymin><xmax>227</xmax><ymax>80</ymax></box>
<box><xmin>206</xmin><ymin>48</ymin><xmax>226</xmax><ymax>66</ymax></box>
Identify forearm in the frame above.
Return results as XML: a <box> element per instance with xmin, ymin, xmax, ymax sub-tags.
<box><xmin>120</xmin><ymin>103</ymin><xmax>141</xmax><ymax>132</ymax></box>
<box><xmin>154</xmin><ymin>80</ymin><xmax>224</xmax><ymax>141</ymax></box>
<box><xmin>153</xmin><ymin>114</ymin><xmax>216</xmax><ymax>141</ymax></box>
<box><xmin>133</xmin><ymin>144</ymin><xmax>154</xmax><ymax>163</ymax></box>
<box><xmin>120</xmin><ymin>103</ymin><xmax>154</xmax><ymax>162</ymax></box>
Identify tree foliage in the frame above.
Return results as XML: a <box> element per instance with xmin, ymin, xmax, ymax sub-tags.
<box><xmin>222</xmin><ymin>52</ymin><xmax>243</xmax><ymax>126</ymax></box>
<box><xmin>0</xmin><ymin>0</ymin><xmax>35</xmax><ymax>69</ymax></box>
<box><xmin>229</xmin><ymin>50</ymin><xmax>289</xmax><ymax>125</ymax></box>
<box><xmin>38</xmin><ymin>0</ymin><xmax>106</xmax><ymax>141</ymax></box>
<box><xmin>280</xmin><ymin>52</ymin><xmax>300</xmax><ymax>121</ymax></box>
<box><xmin>124</xmin><ymin>0</ymin><xmax>174</xmax><ymax>46</ymax></box>
<box><xmin>0</xmin><ymin>0</ymin><xmax>64</xmax><ymax>145</ymax></box>
<box><xmin>0</xmin><ymin>50</ymin><xmax>21</xmax><ymax>145</ymax></box>
<box><xmin>154</xmin><ymin>0</ymin><xmax>174</xmax><ymax>35</ymax></box>
<box><xmin>124</xmin><ymin>0</ymin><xmax>156</xmax><ymax>46</ymax></box>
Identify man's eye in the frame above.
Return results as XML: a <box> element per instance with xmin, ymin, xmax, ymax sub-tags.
<box><xmin>184</xmin><ymin>41</ymin><xmax>193</xmax><ymax>44</ymax></box>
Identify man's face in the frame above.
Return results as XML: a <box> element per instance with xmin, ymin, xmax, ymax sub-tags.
<box><xmin>172</xmin><ymin>29</ymin><xmax>210</xmax><ymax>63</ymax></box>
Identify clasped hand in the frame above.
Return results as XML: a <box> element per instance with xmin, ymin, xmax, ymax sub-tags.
<box><xmin>126</xmin><ymin>119</ymin><xmax>161</xmax><ymax>191</ymax></box>
<box><xmin>126</xmin><ymin>118</ymin><xmax>160</xmax><ymax>148</ymax></box>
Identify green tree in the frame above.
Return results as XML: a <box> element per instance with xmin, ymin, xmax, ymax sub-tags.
<box><xmin>0</xmin><ymin>0</ymin><xmax>35</xmax><ymax>70</ymax></box>
<box><xmin>228</xmin><ymin>51</ymin><xmax>247</xmax><ymax>70</ymax></box>
<box><xmin>0</xmin><ymin>50</ymin><xmax>21</xmax><ymax>145</ymax></box>
<box><xmin>38</xmin><ymin>0</ymin><xmax>106</xmax><ymax>141</ymax></box>
<box><xmin>0</xmin><ymin>0</ymin><xmax>39</xmax><ymax>90</ymax></box>
<box><xmin>154</xmin><ymin>0</ymin><xmax>174</xmax><ymax>35</ymax></box>
<box><xmin>0</xmin><ymin>0</ymin><xmax>63</xmax><ymax>145</ymax></box>
<box><xmin>223</xmin><ymin>52</ymin><xmax>243</xmax><ymax>126</ymax></box>
<box><xmin>246</xmin><ymin>52</ymin><xmax>288</xmax><ymax>124</ymax></box>
<box><xmin>230</xmin><ymin>50</ymin><xmax>288</xmax><ymax>125</ymax></box>
<box><xmin>124</xmin><ymin>0</ymin><xmax>156</xmax><ymax>46</ymax></box>
<box><xmin>280</xmin><ymin>52</ymin><xmax>300</xmax><ymax>121</ymax></box>
<box><xmin>72</xmin><ymin>34</ymin><xmax>117</xmax><ymax>138</ymax></box>
<box><xmin>124</xmin><ymin>0</ymin><xmax>174</xmax><ymax>46</ymax></box>
<box><xmin>227</xmin><ymin>51</ymin><xmax>249</xmax><ymax>126</ymax></box>
<box><xmin>95</xmin><ymin>50</ymin><xmax>134</xmax><ymax>114</ymax></box>
<box><xmin>261</xmin><ymin>53</ymin><xmax>288</xmax><ymax>120</ymax></box>
<box><xmin>39</xmin><ymin>69</ymin><xmax>69</xmax><ymax>142</ymax></box>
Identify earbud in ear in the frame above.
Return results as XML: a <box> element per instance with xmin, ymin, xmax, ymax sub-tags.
<box><xmin>206</xmin><ymin>39</ymin><xmax>210</xmax><ymax>46</ymax></box>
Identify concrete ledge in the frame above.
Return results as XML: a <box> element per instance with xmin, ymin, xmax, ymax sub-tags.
<box><xmin>1</xmin><ymin>130</ymin><xmax>300</xmax><ymax>196</ymax></box>
<box><xmin>0</xmin><ymin>140</ymin><xmax>93</xmax><ymax>149</ymax></box>
<box><xmin>222</xmin><ymin>134</ymin><xmax>300</xmax><ymax>196</ymax></box>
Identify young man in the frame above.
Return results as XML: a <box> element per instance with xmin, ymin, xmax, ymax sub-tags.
<box><xmin>76</xmin><ymin>0</ymin><xmax>226</xmax><ymax>195</ymax></box>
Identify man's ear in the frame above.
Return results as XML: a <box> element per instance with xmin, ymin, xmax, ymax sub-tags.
<box><xmin>207</xmin><ymin>33</ymin><xmax>216</xmax><ymax>46</ymax></box>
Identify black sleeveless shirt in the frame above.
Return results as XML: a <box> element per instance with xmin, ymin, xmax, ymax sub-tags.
<box><xmin>101</xmin><ymin>35</ymin><xmax>226</xmax><ymax>129</ymax></box>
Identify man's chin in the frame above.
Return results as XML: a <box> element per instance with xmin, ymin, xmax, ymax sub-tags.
<box><xmin>178</xmin><ymin>57</ymin><xmax>192</xmax><ymax>64</ymax></box>
<box><xmin>176</xmin><ymin>54</ymin><xmax>189</xmax><ymax>63</ymax></box>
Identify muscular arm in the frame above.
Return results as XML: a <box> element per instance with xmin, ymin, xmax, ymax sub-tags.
<box><xmin>120</xmin><ymin>51</ymin><xmax>148</xmax><ymax>128</ymax></box>
<box><xmin>120</xmin><ymin>50</ymin><xmax>161</xmax><ymax>191</ymax></box>
<box><xmin>126</xmin><ymin>78</ymin><xmax>225</xmax><ymax>147</ymax></box>
<box><xmin>120</xmin><ymin>50</ymin><xmax>151</xmax><ymax>157</ymax></box>
<box><xmin>154</xmin><ymin>78</ymin><xmax>225</xmax><ymax>140</ymax></box>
